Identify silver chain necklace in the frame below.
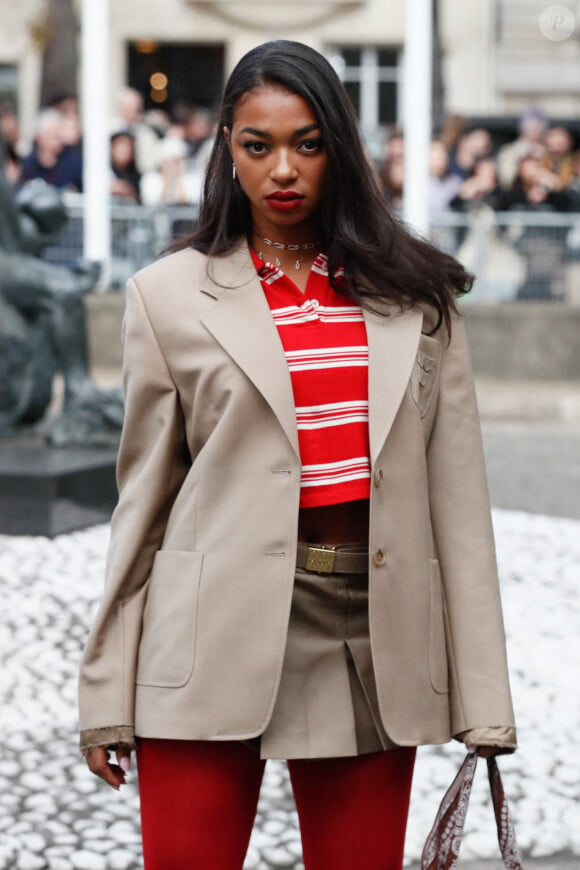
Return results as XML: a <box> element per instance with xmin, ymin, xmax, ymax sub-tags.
<box><xmin>257</xmin><ymin>237</ymin><xmax>319</xmax><ymax>271</ymax></box>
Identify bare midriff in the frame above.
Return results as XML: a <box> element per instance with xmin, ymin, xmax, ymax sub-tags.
<box><xmin>297</xmin><ymin>498</ymin><xmax>369</xmax><ymax>545</ymax></box>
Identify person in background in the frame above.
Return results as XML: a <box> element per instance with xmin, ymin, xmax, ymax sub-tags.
<box><xmin>505</xmin><ymin>154</ymin><xmax>572</xmax><ymax>211</ymax></box>
<box><xmin>566</xmin><ymin>149</ymin><xmax>580</xmax><ymax>209</ymax></box>
<box><xmin>0</xmin><ymin>104</ymin><xmax>22</xmax><ymax>185</ymax></box>
<box><xmin>18</xmin><ymin>109</ymin><xmax>82</xmax><ymax>192</ymax></box>
<box><xmin>80</xmin><ymin>40</ymin><xmax>516</xmax><ymax>870</ymax></box>
<box><xmin>46</xmin><ymin>94</ymin><xmax>83</xmax><ymax>175</ymax></box>
<box><xmin>449</xmin><ymin>128</ymin><xmax>493</xmax><ymax>181</ymax></box>
<box><xmin>113</xmin><ymin>88</ymin><xmax>161</xmax><ymax>175</ymax></box>
<box><xmin>110</xmin><ymin>132</ymin><xmax>141</xmax><ymax>203</ymax></box>
<box><xmin>383</xmin><ymin>128</ymin><xmax>405</xmax><ymax>165</ymax></box>
<box><xmin>378</xmin><ymin>129</ymin><xmax>404</xmax><ymax>207</ymax></box>
<box><xmin>541</xmin><ymin>126</ymin><xmax>575</xmax><ymax>192</ymax></box>
<box><xmin>143</xmin><ymin>108</ymin><xmax>172</xmax><ymax>140</ymax></box>
<box><xmin>48</xmin><ymin>94</ymin><xmax>79</xmax><ymax>119</ymax></box>
<box><xmin>379</xmin><ymin>155</ymin><xmax>404</xmax><ymax>211</ymax></box>
<box><xmin>183</xmin><ymin>104</ymin><xmax>215</xmax><ymax>198</ymax></box>
<box><xmin>497</xmin><ymin>107</ymin><xmax>548</xmax><ymax>188</ymax></box>
<box><xmin>438</xmin><ymin>112</ymin><xmax>465</xmax><ymax>155</ymax></box>
<box><xmin>183</xmin><ymin>104</ymin><xmax>214</xmax><ymax>159</ymax></box>
<box><xmin>140</xmin><ymin>129</ymin><xmax>202</xmax><ymax>206</ymax></box>
<box><xmin>428</xmin><ymin>139</ymin><xmax>462</xmax><ymax>211</ymax></box>
<box><xmin>451</xmin><ymin>156</ymin><xmax>508</xmax><ymax>212</ymax></box>
<box><xmin>48</xmin><ymin>94</ymin><xmax>82</xmax><ymax>147</ymax></box>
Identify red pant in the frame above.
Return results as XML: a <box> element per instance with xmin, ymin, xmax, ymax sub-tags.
<box><xmin>137</xmin><ymin>738</ymin><xmax>416</xmax><ymax>869</ymax></box>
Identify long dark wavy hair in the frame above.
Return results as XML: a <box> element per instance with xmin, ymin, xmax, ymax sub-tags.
<box><xmin>175</xmin><ymin>40</ymin><xmax>472</xmax><ymax>333</ymax></box>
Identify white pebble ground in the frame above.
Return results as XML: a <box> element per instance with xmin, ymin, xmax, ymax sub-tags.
<box><xmin>0</xmin><ymin>508</ymin><xmax>578</xmax><ymax>869</ymax></box>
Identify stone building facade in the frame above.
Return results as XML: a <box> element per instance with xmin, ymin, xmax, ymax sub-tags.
<box><xmin>1</xmin><ymin>0</ymin><xmax>578</xmax><ymax>146</ymax></box>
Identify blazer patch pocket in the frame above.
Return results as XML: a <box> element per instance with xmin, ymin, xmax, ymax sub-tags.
<box><xmin>136</xmin><ymin>550</ymin><xmax>204</xmax><ymax>688</ymax></box>
<box><xmin>410</xmin><ymin>342</ymin><xmax>441</xmax><ymax>417</ymax></box>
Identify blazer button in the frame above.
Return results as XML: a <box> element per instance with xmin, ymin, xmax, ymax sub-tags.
<box><xmin>373</xmin><ymin>469</ymin><xmax>383</xmax><ymax>487</ymax></box>
<box><xmin>373</xmin><ymin>548</ymin><xmax>387</xmax><ymax>567</ymax></box>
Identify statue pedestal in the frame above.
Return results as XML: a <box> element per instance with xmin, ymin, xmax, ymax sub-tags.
<box><xmin>0</xmin><ymin>445</ymin><xmax>117</xmax><ymax>537</ymax></box>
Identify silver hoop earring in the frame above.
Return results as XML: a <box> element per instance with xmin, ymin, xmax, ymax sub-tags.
<box><xmin>232</xmin><ymin>164</ymin><xmax>237</xmax><ymax>180</ymax></box>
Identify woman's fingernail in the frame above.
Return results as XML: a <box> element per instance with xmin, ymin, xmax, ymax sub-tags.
<box><xmin>120</xmin><ymin>757</ymin><xmax>131</xmax><ymax>772</ymax></box>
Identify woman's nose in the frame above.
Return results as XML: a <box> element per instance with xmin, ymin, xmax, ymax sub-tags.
<box><xmin>270</xmin><ymin>149</ymin><xmax>298</xmax><ymax>182</ymax></box>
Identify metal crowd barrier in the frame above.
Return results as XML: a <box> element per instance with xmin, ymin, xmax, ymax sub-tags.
<box><xmin>41</xmin><ymin>201</ymin><xmax>580</xmax><ymax>303</ymax></box>
<box><xmin>41</xmin><ymin>202</ymin><xmax>198</xmax><ymax>290</ymax></box>
<box><xmin>430</xmin><ymin>208</ymin><xmax>580</xmax><ymax>304</ymax></box>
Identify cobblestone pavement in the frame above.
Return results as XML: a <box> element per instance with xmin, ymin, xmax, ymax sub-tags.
<box><xmin>408</xmin><ymin>862</ymin><xmax>580</xmax><ymax>870</ymax></box>
<box><xmin>1</xmin><ymin>504</ymin><xmax>579</xmax><ymax>869</ymax></box>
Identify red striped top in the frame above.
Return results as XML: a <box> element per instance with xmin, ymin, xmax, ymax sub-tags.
<box><xmin>252</xmin><ymin>250</ymin><xmax>371</xmax><ymax>508</ymax></box>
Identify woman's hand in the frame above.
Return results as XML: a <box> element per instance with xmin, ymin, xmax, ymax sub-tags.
<box><xmin>86</xmin><ymin>745</ymin><xmax>132</xmax><ymax>790</ymax></box>
<box><xmin>476</xmin><ymin>745</ymin><xmax>514</xmax><ymax>758</ymax></box>
<box><xmin>476</xmin><ymin>746</ymin><xmax>498</xmax><ymax>758</ymax></box>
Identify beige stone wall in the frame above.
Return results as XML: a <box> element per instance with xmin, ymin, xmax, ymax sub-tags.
<box><xmin>441</xmin><ymin>0</ymin><xmax>580</xmax><ymax>117</ymax></box>
<box><xmin>440</xmin><ymin>0</ymin><xmax>498</xmax><ymax>115</ymax></box>
<box><xmin>1</xmin><ymin>0</ymin><xmax>404</xmax><ymax>140</ymax></box>
<box><xmin>0</xmin><ymin>0</ymin><xmax>44</xmax><ymax>142</ymax></box>
<box><xmin>108</xmin><ymin>0</ymin><xmax>405</xmax><ymax>94</ymax></box>
<box><xmin>2</xmin><ymin>0</ymin><xmax>579</xmax><ymax>145</ymax></box>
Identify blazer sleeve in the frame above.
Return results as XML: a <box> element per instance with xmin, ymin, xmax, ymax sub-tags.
<box><xmin>426</xmin><ymin>313</ymin><xmax>517</xmax><ymax>748</ymax></box>
<box><xmin>78</xmin><ymin>277</ymin><xmax>190</xmax><ymax>753</ymax></box>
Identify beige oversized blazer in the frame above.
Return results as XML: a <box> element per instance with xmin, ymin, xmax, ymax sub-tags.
<box><xmin>79</xmin><ymin>240</ymin><xmax>516</xmax><ymax>753</ymax></box>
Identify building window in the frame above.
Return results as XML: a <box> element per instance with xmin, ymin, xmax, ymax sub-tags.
<box><xmin>0</xmin><ymin>64</ymin><xmax>18</xmax><ymax>110</ymax></box>
<box><xmin>128</xmin><ymin>42</ymin><xmax>225</xmax><ymax>114</ymax></box>
<box><xmin>327</xmin><ymin>45</ymin><xmax>401</xmax><ymax>139</ymax></box>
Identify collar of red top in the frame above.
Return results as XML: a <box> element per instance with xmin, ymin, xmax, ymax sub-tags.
<box><xmin>250</xmin><ymin>248</ymin><xmax>346</xmax><ymax>286</ymax></box>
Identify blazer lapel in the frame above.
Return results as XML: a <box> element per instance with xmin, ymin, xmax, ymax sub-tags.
<box><xmin>364</xmin><ymin>305</ymin><xmax>423</xmax><ymax>464</ymax></box>
<box><xmin>200</xmin><ymin>244</ymin><xmax>300</xmax><ymax>458</ymax></box>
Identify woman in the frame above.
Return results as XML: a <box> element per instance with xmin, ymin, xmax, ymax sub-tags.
<box><xmin>505</xmin><ymin>154</ymin><xmax>571</xmax><ymax>211</ymax></box>
<box><xmin>110</xmin><ymin>131</ymin><xmax>141</xmax><ymax>203</ymax></box>
<box><xmin>80</xmin><ymin>41</ymin><xmax>516</xmax><ymax>869</ymax></box>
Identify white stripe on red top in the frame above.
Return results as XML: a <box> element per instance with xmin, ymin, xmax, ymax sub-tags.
<box><xmin>271</xmin><ymin>302</ymin><xmax>364</xmax><ymax>326</ymax></box>
<box><xmin>285</xmin><ymin>346</ymin><xmax>368</xmax><ymax>372</ymax></box>
<box><xmin>301</xmin><ymin>457</ymin><xmax>371</xmax><ymax>488</ymax></box>
<box><xmin>296</xmin><ymin>400</ymin><xmax>369</xmax><ymax>430</ymax></box>
<box><xmin>251</xmin><ymin>250</ymin><xmax>371</xmax><ymax>508</ymax></box>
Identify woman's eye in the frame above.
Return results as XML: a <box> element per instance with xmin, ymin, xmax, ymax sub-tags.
<box><xmin>243</xmin><ymin>141</ymin><xmax>268</xmax><ymax>154</ymax></box>
<box><xmin>300</xmin><ymin>139</ymin><xmax>323</xmax><ymax>153</ymax></box>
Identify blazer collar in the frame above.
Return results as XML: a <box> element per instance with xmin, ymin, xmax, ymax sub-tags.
<box><xmin>199</xmin><ymin>240</ymin><xmax>423</xmax><ymax>463</ymax></box>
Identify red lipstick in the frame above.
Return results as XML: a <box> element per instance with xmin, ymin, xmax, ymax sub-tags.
<box><xmin>266</xmin><ymin>190</ymin><xmax>304</xmax><ymax>212</ymax></box>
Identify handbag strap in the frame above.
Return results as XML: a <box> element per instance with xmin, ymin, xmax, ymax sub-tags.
<box><xmin>421</xmin><ymin>751</ymin><xmax>525</xmax><ymax>870</ymax></box>
<box><xmin>487</xmin><ymin>756</ymin><xmax>525</xmax><ymax>870</ymax></box>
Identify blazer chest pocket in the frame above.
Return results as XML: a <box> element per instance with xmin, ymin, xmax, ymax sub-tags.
<box><xmin>410</xmin><ymin>338</ymin><xmax>441</xmax><ymax>418</ymax></box>
<box><xmin>136</xmin><ymin>550</ymin><xmax>203</xmax><ymax>688</ymax></box>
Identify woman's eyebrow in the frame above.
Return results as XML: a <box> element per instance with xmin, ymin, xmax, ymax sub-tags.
<box><xmin>295</xmin><ymin>123</ymin><xmax>321</xmax><ymax>136</ymax></box>
<box><xmin>238</xmin><ymin>123</ymin><xmax>321</xmax><ymax>138</ymax></box>
<box><xmin>239</xmin><ymin>126</ymin><xmax>271</xmax><ymax>137</ymax></box>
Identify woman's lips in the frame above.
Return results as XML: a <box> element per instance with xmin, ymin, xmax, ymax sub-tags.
<box><xmin>265</xmin><ymin>191</ymin><xmax>304</xmax><ymax>212</ymax></box>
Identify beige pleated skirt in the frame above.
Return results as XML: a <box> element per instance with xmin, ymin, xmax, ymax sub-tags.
<box><xmin>258</xmin><ymin>549</ymin><xmax>396</xmax><ymax>760</ymax></box>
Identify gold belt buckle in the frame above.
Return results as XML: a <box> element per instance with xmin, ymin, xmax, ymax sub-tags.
<box><xmin>305</xmin><ymin>545</ymin><xmax>337</xmax><ymax>574</ymax></box>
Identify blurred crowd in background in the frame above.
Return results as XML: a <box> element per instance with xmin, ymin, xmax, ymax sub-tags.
<box><xmin>1</xmin><ymin>88</ymin><xmax>579</xmax><ymax>214</ymax></box>
<box><xmin>0</xmin><ymin>88</ymin><xmax>213</xmax><ymax>208</ymax></box>
<box><xmin>381</xmin><ymin>110</ymin><xmax>579</xmax><ymax>214</ymax></box>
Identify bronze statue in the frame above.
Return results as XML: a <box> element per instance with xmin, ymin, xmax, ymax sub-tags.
<box><xmin>0</xmin><ymin>140</ymin><xmax>123</xmax><ymax>445</ymax></box>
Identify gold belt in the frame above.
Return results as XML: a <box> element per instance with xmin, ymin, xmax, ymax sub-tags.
<box><xmin>296</xmin><ymin>542</ymin><xmax>368</xmax><ymax>575</ymax></box>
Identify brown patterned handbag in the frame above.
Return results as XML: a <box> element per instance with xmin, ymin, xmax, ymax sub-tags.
<box><xmin>421</xmin><ymin>751</ymin><xmax>525</xmax><ymax>870</ymax></box>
